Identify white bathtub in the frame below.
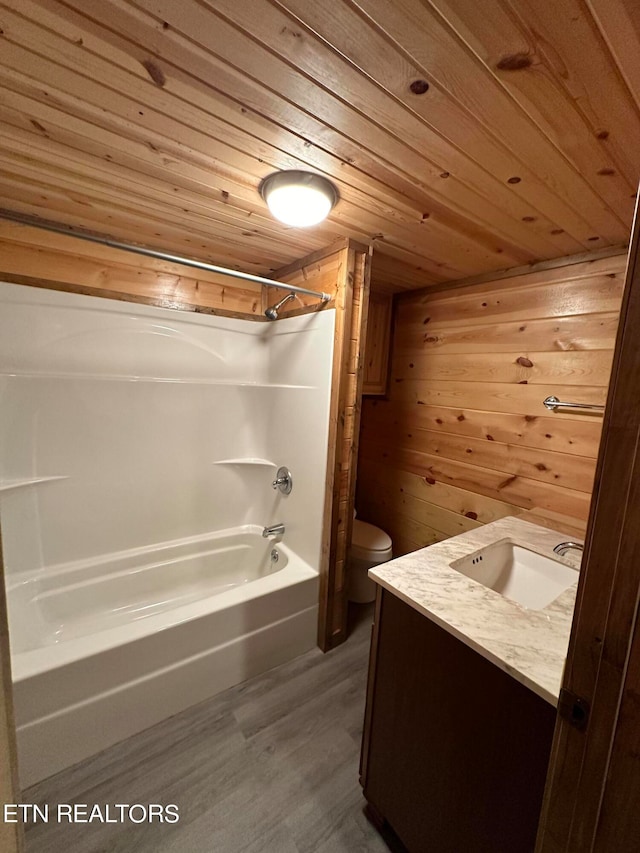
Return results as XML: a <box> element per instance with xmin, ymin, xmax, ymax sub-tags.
<box><xmin>9</xmin><ymin>526</ymin><xmax>318</xmax><ymax>787</ymax></box>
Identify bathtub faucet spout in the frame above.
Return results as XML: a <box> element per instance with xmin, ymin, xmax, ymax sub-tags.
<box><xmin>262</xmin><ymin>523</ymin><xmax>285</xmax><ymax>538</ymax></box>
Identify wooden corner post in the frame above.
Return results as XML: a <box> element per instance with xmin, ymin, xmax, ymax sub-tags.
<box><xmin>273</xmin><ymin>239</ymin><xmax>372</xmax><ymax>651</ymax></box>
<box><xmin>321</xmin><ymin>243</ymin><xmax>371</xmax><ymax>650</ymax></box>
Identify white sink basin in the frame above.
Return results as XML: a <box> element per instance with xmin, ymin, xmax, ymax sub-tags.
<box><xmin>450</xmin><ymin>539</ymin><xmax>578</xmax><ymax>610</ymax></box>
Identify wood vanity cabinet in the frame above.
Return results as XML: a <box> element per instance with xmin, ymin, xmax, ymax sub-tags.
<box><xmin>360</xmin><ymin>589</ymin><xmax>556</xmax><ymax>853</ymax></box>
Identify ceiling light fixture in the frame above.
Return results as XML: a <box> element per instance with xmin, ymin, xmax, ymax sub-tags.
<box><xmin>259</xmin><ymin>170</ymin><xmax>339</xmax><ymax>227</ymax></box>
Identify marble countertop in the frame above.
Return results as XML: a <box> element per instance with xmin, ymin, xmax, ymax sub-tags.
<box><xmin>369</xmin><ymin>517</ymin><xmax>582</xmax><ymax>706</ymax></box>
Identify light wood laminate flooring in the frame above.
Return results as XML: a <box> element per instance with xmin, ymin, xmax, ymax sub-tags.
<box><xmin>23</xmin><ymin>605</ymin><xmax>402</xmax><ymax>853</ymax></box>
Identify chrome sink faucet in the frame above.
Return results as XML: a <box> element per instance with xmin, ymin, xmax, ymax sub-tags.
<box><xmin>553</xmin><ymin>541</ymin><xmax>584</xmax><ymax>557</ymax></box>
<box><xmin>262</xmin><ymin>523</ymin><xmax>285</xmax><ymax>538</ymax></box>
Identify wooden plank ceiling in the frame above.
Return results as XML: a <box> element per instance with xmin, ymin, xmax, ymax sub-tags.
<box><xmin>0</xmin><ymin>0</ymin><xmax>638</xmax><ymax>292</ymax></box>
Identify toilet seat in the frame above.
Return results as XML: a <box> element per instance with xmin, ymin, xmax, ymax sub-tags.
<box><xmin>351</xmin><ymin>519</ymin><xmax>392</xmax><ymax>561</ymax></box>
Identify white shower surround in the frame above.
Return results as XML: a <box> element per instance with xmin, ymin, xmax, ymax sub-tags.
<box><xmin>0</xmin><ymin>283</ymin><xmax>335</xmax><ymax>786</ymax></box>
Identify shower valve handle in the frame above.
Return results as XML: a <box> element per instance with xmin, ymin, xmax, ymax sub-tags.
<box><xmin>272</xmin><ymin>467</ymin><xmax>293</xmax><ymax>495</ymax></box>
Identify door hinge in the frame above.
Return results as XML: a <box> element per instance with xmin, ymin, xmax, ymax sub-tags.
<box><xmin>558</xmin><ymin>688</ymin><xmax>590</xmax><ymax>731</ymax></box>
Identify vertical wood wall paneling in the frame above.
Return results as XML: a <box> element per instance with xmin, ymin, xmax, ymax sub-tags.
<box><xmin>0</xmin><ymin>222</ymin><xmax>264</xmax><ymax>319</ymax></box>
<box><xmin>536</xmin><ymin>206</ymin><xmax>640</xmax><ymax>852</ymax></box>
<box><xmin>0</xmin><ymin>531</ymin><xmax>24</xmax><ymax>853</ymax></box>
<box><xmin>274</xmin><ymin>240</ymin><xmax>371</xmax><ymax>650</ymax></box>
<box><xmin>322</xmin><ymin>246</ymin><xmax>354</xmax><ymax>651</ymax></box>
<box><xmin>358</xmin><ymin>254</ymin><xmax>626</xmax><ymax>557</ymax></box>
<box><xmin>332</xmin><ymin>247</ymin><xmax>371</xmax><ymax>639</ymax></box>
<box><xmin>264</xmin><ymin>238</ymin><xmax>351</xmax><ymax>316</ymax></box>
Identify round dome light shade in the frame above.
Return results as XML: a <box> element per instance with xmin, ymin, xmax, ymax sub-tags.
<box><xmin>260</xmin><ymin>171</ymin><xmax>338</xmax><ymax>227</ymax></box>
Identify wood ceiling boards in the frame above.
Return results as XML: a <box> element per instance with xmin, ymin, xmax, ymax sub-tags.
<box><xmin>0</xmin><ymin>0</ymin><xmax>637</xmax><ymax>292</ymax></box>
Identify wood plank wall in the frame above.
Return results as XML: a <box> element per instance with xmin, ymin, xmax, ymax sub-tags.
<box><xmin>358</xmin><ymin>254</ymin><xmax>627</xmax><ymax>557</ymax></box>
<box><xmin>0</xmin><ymin>221</ymin><xmax>264</xmax><ymax>319</ymax></box>
<box><xmin>265</xmin><ymin>238</ymin><xmax>348</xmax><ymax>315</ymax></box>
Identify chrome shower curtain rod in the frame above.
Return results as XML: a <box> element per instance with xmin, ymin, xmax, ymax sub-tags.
<box><xmin>0</xmin><ymin>209</ymin><xmax>332</xmax><ymax>303</ymax></box>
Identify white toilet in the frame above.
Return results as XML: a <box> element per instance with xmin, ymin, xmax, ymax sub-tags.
<box><xmin>348</xmin><ymin>515</ymin><xmax>393</xmax><ymax>603</ymax></box>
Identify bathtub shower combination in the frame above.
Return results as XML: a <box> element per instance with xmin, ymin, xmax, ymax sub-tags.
<box><xmin>0</xmin><ymin>283</ymin><xmax>335</xmax><ymax>787</ymax></box>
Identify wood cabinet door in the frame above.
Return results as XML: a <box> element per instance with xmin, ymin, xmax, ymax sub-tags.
<box><xmin>363</xmin><ymin>590</ymin><xmax>555</xmax><ymax>853</ymax></box>
<box><xmin>363</xmin><ymin>292</ymin><xmax>392</xmax><ymax>396</ymax></box>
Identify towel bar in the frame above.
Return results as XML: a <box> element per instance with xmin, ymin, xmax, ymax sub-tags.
<box><xmin>543</xmin><ymin>395</ymin><xmax>605</xmax><ymax>413</ymax></box>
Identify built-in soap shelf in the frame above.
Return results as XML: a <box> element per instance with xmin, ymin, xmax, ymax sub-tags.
<box><xmin>213</xmin><ymin>458</ymin><xmax>277</xmax><ymax>468</ymax></box>
<box><xmin>0</xmin><ymin>476</ymin><xmax>69</xmax><ymax>494</ymax></box>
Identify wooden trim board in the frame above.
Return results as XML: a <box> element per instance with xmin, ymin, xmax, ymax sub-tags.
<box><xmin>306</xmin><ymin>240</ymin><xmax>371</xmax><ymax>649</ymax></box>
<box><xmin>392</xmin><ymin>246</ymin><xmax>628</xmax><ymax>301</ymax></box>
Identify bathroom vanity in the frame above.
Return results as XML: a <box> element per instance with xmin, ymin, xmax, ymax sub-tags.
<box><xmin>360</xmin><ymin>517</ymin><xmax>581</xmax><ymax>853</ymax></box>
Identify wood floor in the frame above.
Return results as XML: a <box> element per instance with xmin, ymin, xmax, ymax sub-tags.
<box><xmin>23</xmin><ymin>605</ymin><xmax>401</xmax><ymax>853</ymax></box>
